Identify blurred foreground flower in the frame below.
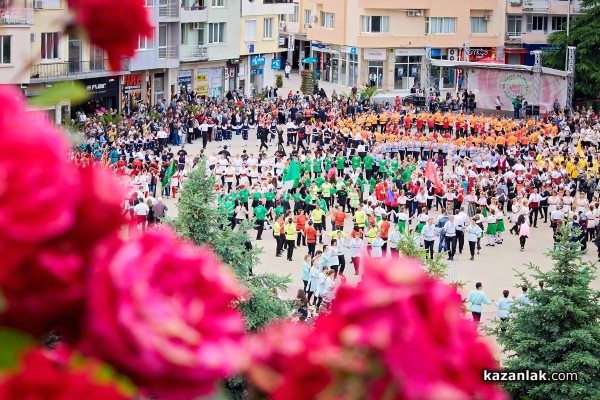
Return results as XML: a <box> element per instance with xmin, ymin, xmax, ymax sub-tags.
<box><xmin>249</xmin><ymin>257</ymin><xmax>507</xmax><ymax>400</ymax></box>
<box><xmin>79</xmin><ymin>230</ymin><xmax>249</xmax><ymax>400</ymax></box>
<box><xmin>0</xmin><ymin>349</ymin><xmax>130</xmax><ymax>400</ymax></box>
<box><xmin>0</xmin><ymin>88</ymin><xmax>125</xmax><ymax>338</ymax></box>
<box><xmin>68</xmin><ymin>0</ymin><xmax>153</xmax><ymax>70</ymax></box>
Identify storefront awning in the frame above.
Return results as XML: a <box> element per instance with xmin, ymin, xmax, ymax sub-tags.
<box><xmin>504</xmin><ymin>48</ymin><xmax>528</xmax><ymax>54</ymax></box>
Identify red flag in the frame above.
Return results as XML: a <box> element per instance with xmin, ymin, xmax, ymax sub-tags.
<box><xmin>424</xmin><ymin>159</ymin><xmax>442</xmax><ymax>191</ymax></box>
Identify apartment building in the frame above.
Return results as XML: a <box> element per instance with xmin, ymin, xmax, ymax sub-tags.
<box><xmin>1</xmin><ymin>0</ymin><xmax>129</xmax><ymax>122</ymax></box>
<box><xmin>305</xmin><ymin>0</ymin><xmax>505</xmax><ymax>91</ymax></box>
<box><xmin>504</xmin><ymin>0</ymin><xmax>582</xmax><ymax>65</ymax></box>
<box><xmin>278</xmin><ymin>0</ymin><xmax>312</xmax><ymax>70</ymax></box>
<box><xmin>239</xmin><ymin>0</ymin><xmax>294</xmax><ymax>96</ymax></box>
<box><xmin>178</xmin><ymin>0</ymin><xmax>241</xmax><ymax>98</ymax></box>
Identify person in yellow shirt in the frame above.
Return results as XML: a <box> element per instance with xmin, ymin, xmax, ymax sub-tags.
<box><xmin>284</xmin><ymin>218</ymin><xmax>297</xmax><ymax>261</ymax></box>
<box><xmin>354</xmin><ymin>204</ymin><xmax>367</xmax><ymax>229</ymax></box>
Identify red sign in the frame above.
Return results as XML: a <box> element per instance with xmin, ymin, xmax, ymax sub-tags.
<box><xmin>123</xmin><ymin>73</ymin><xmax>142</xmax><ymax>89</ymax></box>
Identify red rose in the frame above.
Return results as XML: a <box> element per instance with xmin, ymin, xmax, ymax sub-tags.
<box><xmin>68</xmin><ymin>0</ymin><xmax>153</xmax><ymax>70</ymax></box>
<box><xmin>0</xmin><ymin>349</ymin><xmax>130</xmax><ymax>400</ymax></box>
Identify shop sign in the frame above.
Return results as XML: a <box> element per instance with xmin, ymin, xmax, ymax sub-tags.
<box><xmin>250</xmin><ymin>54</ymin><xmax>265</xmax><ymax>66</ymax></box>
<box><xmin>364</xmin><ymin>48</ymin><xmax>386</xmax><ymax>61</ymax></box>
<box><xmin>178</xmin><ymin>70</ymin><xmax>192</xmax><ymax>86</ymax></box>
<box><xmin>394</xmin><ymin>48</ymin><xmax>425</xmax><ymax>56</ymax></box>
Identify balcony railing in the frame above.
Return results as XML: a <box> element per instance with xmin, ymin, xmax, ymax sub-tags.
<box><xmin>158</xmin><ymin>2</ymin><xmax>180</xmax><ymax>18</ymax></box>
<box><xmin>523</xmin><ymin>0</ymin><xmax>549</xmax><ymax>12</ymax></box>
<box><xmin>158</xmin><ymin>45</ymin><xmax>178</xmax><ymax>59</ymax></box>
<box><xmin>0</xmin><ymin>8</ymin><xmax>33</xmax><ymax>25</ymax></box>
<box><xmin>180</xmin><ymin>44</ymin><xmax>208</xmax><ymax>60</ymax></box>
<box><xmin>30</xmin><ymin>59</ymin><xmax>129</xmax><ymax>80</ymax></box>
<box><xmin>263</xmin><ymin>0</ymin><xmax>295</xmax><ymax>3</ymax></box>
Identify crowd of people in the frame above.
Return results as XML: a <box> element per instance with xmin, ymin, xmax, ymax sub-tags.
<box><xmin>71</xmin><ymin>85</ymin><xmax>600</xmax><ymax>317</ymax></box>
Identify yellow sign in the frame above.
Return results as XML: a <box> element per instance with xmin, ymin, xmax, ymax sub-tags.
<box><xmin>197</xmin><ymin>83</ymin><xmax>209</xmax><ymax>96</ymax></box>
<box><xmin>196</xmin><ymin>74</ymin><xmax>207</xmax><ymax>81</ymax></box>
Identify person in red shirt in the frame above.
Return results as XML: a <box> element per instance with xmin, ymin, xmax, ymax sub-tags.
<box><xmin>379</xmin><ymin>215</ymin><xmax>391</xmax><ymax>257</ymax></box>
<box><xmin>304</xmin><ymin>220</ymin><xmax>317</xmax><ymax>258</ymax></box>
<box><xmin>333</xmin><ymin>206</ymin><xmax>347</xmax><ymax>230</ymax></box>
<box><xmin>295</xmin><ymin>209</ymin><xmax>308</xmax><ymax>247</ymax></box>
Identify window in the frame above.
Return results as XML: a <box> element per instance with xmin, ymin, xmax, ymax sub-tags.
<box><xmin>0</xmin><ymin>35</ymin><xmax>11</xmax><ymax>64</ymax></box>
<box><xmin>211</xmin><ymin>0</ymin><xmax>224</xmax><ymax>7</ymax></box>
<box><xmin>425</xmin><ymin>17</ymin><xmax>456</xmax><ymax>34</ymax></box>
<box><xmin>41</xmin><ymin>32</ymin><xmax>60</xmax><ymax>59</ymax></box>
<box><xmin>470</xmin><ymin>17</ymin><xmax>488</xmax><ymax>34</ymax></box>
<box><xmin>89</xmin><ymin>44</ymin><xmax>104</xmax><ymax>70</ymax></box>
<box><xmin>552</xmin><ymin>16</ymin><xmax>567</xmax><ymax>31</ymax></box>
<box><xmin>263</xmin><ymin>17</ymin><xmax>274</xmax><ymax>39</ymax></box>
<box><xmin>304</xmin><ymin>9</ymin><xmax>311</xmax><ymax>26</ymax></box>
<box><xmin>288</xmin><ymin>4</ymin><xmax>299</xmax><ymax>23</ymax></box>
<box><xmin>245</xmin><ymin>19</ymin><xmax>256</xmax><ymax>41</ymax></box>
<box><xmin>526</xmin><ymin>15</ymin><xmax>547</xmax><ymax>32</ymax></box>
<box><xmin>360</xmin><ymin>16</ymin><xmax>389</xmax><ymax>33</ymax></box>
<box><xmin>320</xmin><ymin>12</ymin><xmax>335</xmax><ymax>28</ymax></box>
<box><xmin>208</xmin><ymin>22</ymin><xmax>225</xmax><ymax>43</ymax></box>
<box><xmin>145</xmin><ymin>0</ymin><xmax>154</xmax><ymax>6</ymax></box>
<box><xmin>138</xmin><ymin>34</ymin><xmax>154</xmax><ymax>49</ymax></box>
<box><xmin>507</xmin><ymin>15</ymin><xmax>522</xmax><ymax>37</ymax></box>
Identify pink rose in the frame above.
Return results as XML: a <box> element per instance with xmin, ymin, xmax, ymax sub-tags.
<box><xmin>80</xmin><ymin>230</ymin><xmax>248</xmax><ymax>400</ymax></box>
<box><xmin>0</xmin><ymin>86</ymin><xmax>80</xmax><ymax>244</ymax></box>
<box><xmin>249</xmin><ymin>258</ymin><xmax>506</xmax><ymax>400</ymax></box>
<box><xmin>247</xmin><ymin>321</ymin><xmax>332</xmax><ymax>400</ymax></box>
<box><xmin>0</xmin><ymin>88</ymin><xmax>128</xmax><ymax>337</ymax></box>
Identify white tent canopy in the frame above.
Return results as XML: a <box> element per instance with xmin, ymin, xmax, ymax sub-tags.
<box><xmin>430</xmin><ymin>59</ymin><xmax>569</xmax><ymax>78</ymax></box>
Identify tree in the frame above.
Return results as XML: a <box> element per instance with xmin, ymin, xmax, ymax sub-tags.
<box><xmin>275</xmin><ymin>74</ymin><xmax>283</xmax><ymax>89</ymax></box>
<box><xmin>172</xmin><ymin>161</ymin><xmax>291</xmax><ymax>331</ymax></box>
<box><xmin>544</xmin><ymin>0</ymin><xmax>600</xmax><ymax>99</ymax></box>
<box><xmin>494</xmin><ymin>226</ymin><xmax>600</xmax><ymax>399</ymax></box>
<box><xmin>173</xmin><ymin>161</ymin><xmax>292</xmax><ymax>399</ymax></box>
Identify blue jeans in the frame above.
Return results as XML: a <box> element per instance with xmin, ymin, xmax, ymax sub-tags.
<box><xmin>163</xmin><ymin>184</ymin><xmax>170</xmax><ymax>197</ymax></box>
<box><xmin>438</xmin><ymin>233</ymin><xmax>448</xmax><ymax>253</ymax></box>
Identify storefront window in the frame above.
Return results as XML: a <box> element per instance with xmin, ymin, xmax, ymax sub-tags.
<box><xmin>349</xmin><ymin>54</ymin><xmax>358</xmax><ymax>87</ymax></box>
<box><xmin>394</xmin><ymin>56</ymin><xmax>421</xmax><ymax>90</ymax></box>
<box><xmin>368</xmin><ymin>61</ymin><xmax>384</xmax><ymax>89</ymax></box>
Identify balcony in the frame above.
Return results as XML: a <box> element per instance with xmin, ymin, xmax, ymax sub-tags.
<box><xmin>158</xmin><ymin>45</ymin><xmax>178</xmax><ymax>59</ymax></box>
<box><xmin>523</xmin><ymin>0</ymin><xmax>549</xmax><ymax>12</ymax></box>
<box><xmin>180</xmin><ymin>6</ymin><xmax>207</xmax><ymax>23</ymax></box>
<box><xmin>30</xmin><ymin>59</ymin><xmax>129</xmax><ymax>82</ymax></box>
<box><xmin>158</xmin><ymin>2</ymin><xmax>180</xmax><ymax>20</ymax></box>
<box><xmin>0</xmin><ymin>8</ymin><xmax>33</xmax><ymax>25</ymax></box>
<box><xmin>505</xmin><ymin>33</ymin><xmax>522</xmax><ymax>44</ymax></box>
<box><xmin>180</xmin><ymin>44</ymin><xmax>208</xmax><ymax>61</ymax></box>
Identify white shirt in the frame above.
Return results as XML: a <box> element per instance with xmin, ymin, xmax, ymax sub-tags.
<box><xmin>421</xmin><ymin>224</ymin><xmax>437</xmax><ymax>241</ymax></box>
<box><xmin>133</xmin><ymin>202</ymin><xmax>149</xmax><ymax>216</ymax></box>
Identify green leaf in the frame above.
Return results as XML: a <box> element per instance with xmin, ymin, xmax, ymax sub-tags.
<box><xmin>29</xmin><ymin>82</ymin><xmax>89</xmax><ymax>107</ymax></box>
<box><xmin>95</xmin><ymin>362</ymin><xmax>138</xmax><ymax>397</ymax></box>
<box><xmin>0</xmin><ymin>327</ymin><xmax>34</xmax><ymax>371</ymax></box>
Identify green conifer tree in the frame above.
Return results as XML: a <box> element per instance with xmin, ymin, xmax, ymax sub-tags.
<box><xmin>172</xmin><ymin>161</ymin><xmax>291</xmax><ymax>331</ymax></box>
<box><xmin>494</xmin><ymin>226</ymin><xmax>600</xmax><ymax>399</ymax></box>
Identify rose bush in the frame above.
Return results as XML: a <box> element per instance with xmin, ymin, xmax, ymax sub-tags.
<box><xmin>0</xmin><ymin>349</ymin><xmax>130</xmax><ymax>400</ymax></box>
<box><xmin>249</xmin><ymin>257</ymin><xmax>507</xmax><ymax>400</ymax></box>
<box><xmin>79</xmin><ymin>229</ymin><xmax>249</xmax><ymax>400</ymax></box>
<box><xmin>68</xmin><ymin>0</ymin><xmax>153</xmax><ymax>70</ymax></box>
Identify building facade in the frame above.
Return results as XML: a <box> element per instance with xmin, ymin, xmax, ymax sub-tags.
<box><xmin>239</xmin><ymin>0</ymin><xmax>294</xmax><ymax>96</ymax></box>
<box><xmin>178</xmin><ymin>0</ymin><xmax>241</xmax><ymax>99</ymax></box>
<box><xmin>306</xmin><ymin>0</ymin><xmax>504</xmax><ymax>91</ymax></box>
<box><xmin>504</xmin><ymin>0</ymin><xmax>582</xmax><ymax>66</ymax></box>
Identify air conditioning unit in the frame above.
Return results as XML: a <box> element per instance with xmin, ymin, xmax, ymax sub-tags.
<box><xmin>304</xmin><ymin>22</ymin><xmax>311</xmax><ymax>29</ymax></box>
<box><xmin>407</xmin><ymin>9</ymin><xmax>423</xmax><ymax>17</ymax></box>
<box><xmin>447</xmin><ymin>48</ymin><xmax>458</xmax><ymax>61</ymax></box>
<box><xmin>191</xmin><ymin>22</ymin><xmax>201</xmax><ymax>29</ymax></box>
<box><xmin>279</xmin><ymin>21</ymin><xmax>286</xmax><ymax>29</ymax></box>
<box><xmin>313</xmin><ymin>15</ymin><xmax>318</xmax><ymax>23</ymax></box>
<box><xmin>34</xmin><ymin>0</ymin><xmax>44</xmax><ymax>9</ymax></box>
<box><xmin>484</xmin><ymin>14</ymin><xmax>493</xmax><ymax>21</ymax></box>
<box><xmin>30</xmin><ymin>32</ymin><xmax>36</xmax><ymax>42</ymax></box>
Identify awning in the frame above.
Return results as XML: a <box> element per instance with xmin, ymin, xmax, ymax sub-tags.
<box><xmin>504</xmin><ymin>48</ymin><xmax>528</xmax><ymax>54</ymax></box>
